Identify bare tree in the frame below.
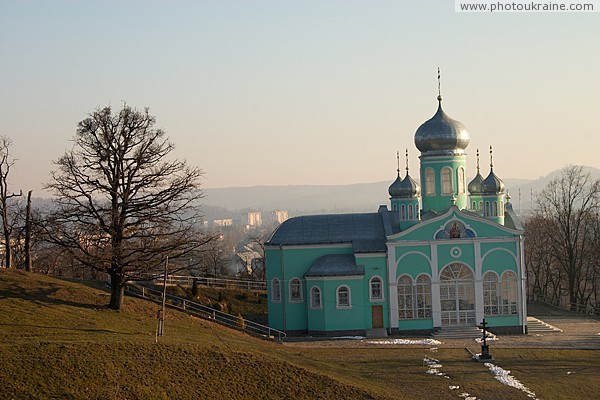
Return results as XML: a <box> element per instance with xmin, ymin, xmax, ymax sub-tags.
<box><xmin>0</xmin><ymin>136</ymin><xmax>22</xmax><ymax>268</ymax></box>
<box><xmin>535</xmin><ymin>165</ymin><xmax>600</xmax><ymax>310</ymax></box>
<box><xmin>45</xmin><ymin>105</ymin><xmax>214</xmax><ymax>310</ymax></box>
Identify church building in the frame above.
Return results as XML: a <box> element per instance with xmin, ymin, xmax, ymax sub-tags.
<box><xmin>265</xmin><ymin>86</ymin><xmax>526</xmax><ymax>337</ymax></box>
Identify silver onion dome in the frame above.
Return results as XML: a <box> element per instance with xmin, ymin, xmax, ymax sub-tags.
<box><xmin>414</xmin><ymin>96</ymin><xmax>470</xmax><ymax>156</ymax></box>
<box><xmin>482</xmin><ymin>170</ymin><xmax>505</xmax><ymax>194</ymax></box>
<box><xmin>468</xmin><ymin>173</ymin><xmax>484</xmax><ymax>195</ymax></box>
<box><xmin>398</xmin><ymin>174</ymin><xmax>421</xmax><ymax>198</ymax></box>
<box><xmin>388</xmin><ymin>173</ymin><xmax>404</xmax><ymax>198</ymax></box>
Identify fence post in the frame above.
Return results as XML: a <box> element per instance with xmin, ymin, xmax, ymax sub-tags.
<box><xmin>183</xmin><ymin>300</ymin><xmax>187</xmax><ymax>310</ymax></box>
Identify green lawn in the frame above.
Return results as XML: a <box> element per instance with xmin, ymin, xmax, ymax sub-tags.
<box><xmin>1</xmin><ymin>269</ymin><xmax>598</xmax><ymax>399</ymax></box>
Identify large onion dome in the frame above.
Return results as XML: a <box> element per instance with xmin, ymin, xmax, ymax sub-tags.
<box><xmin>414</xmin><ymin>96</ymin><xmax>470</xmax><ymax>156</ymax></box>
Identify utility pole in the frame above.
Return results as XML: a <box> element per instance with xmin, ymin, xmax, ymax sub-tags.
<box><xmin>24</xmin><ymin>190</ymin><xmax>32</xmax><ymax>272</ymax></box>
<box><xmin>157</xmin><ymin>256</ymin><xmax>168</xmax><ymax>339</ymax></box>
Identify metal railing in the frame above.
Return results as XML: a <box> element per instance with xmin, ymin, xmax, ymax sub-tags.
<box><xmin>124</xmin><ymin>284</ymin><xmax>285</xmax><ymax>341</ymax></box>
<box><xmin>145</xmin><ymin>275</ymin><xmax>267</xmax><ymax>291</ymax></box>
<box><xmin>532</xmin><ymin>295</ymin><xmax>599</xmax><ymax>316</ymax></box>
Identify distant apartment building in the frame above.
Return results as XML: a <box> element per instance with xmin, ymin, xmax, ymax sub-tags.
<box><xmin>213</xmin><ymin>219</ymin><xmax>233</xmax><ymax>227</ymax></box>
<box><xmin>247</xmin><ymin>211</ymin><xmax>262</xmax><ymax>226</ymax></box>
<box><xmin>274</xmin><ymin>210</ymin><xmax>289</xmax><ymax>224</ymax></box>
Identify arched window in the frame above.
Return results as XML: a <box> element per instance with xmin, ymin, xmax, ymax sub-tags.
<box><xmin>289</xmin><ymin>278</ymin><xmax>303</xmax><ymax>302</ymax></box>
<box><xmin>472</xmin><ymin>201</ymin><xmax>477</xmax><ymax>210</ymax></box>
<box><xmin>493</xmin><ymin>201</ymin><xmax>498</xmax><ymax>217</ymax></box>
<box><xmin>416</xmin><ymin>203</ymin><xmax>420</xmax><ymax>218</ymax></box>
<box><xmin>485</xmin><ymin>201</ymin><xmax>490</xmax><ymax>217</ymax></box>
<box><xmin>397</xmin><ymin>275</ymin><xmax>413</xmax><ymax>319</ymax></box>
<box><xmin>370</xmin><ymin>276</ymin><xmax>383</xmax><ymax>301</ymax></box>
<box><xmin>397</xmin><ymin>274</ymin><xmax>432</xmax><ymax>320</ymax></box>
<box><xmin>401</xmin><ymin>204</ymin><xmax>406</xmax><ymax>220</ymax></box>
<box><xmin>336</xmin><ymin>285</ymin><xmax>351</xmax><ymax>308</ymax></box>
<box><xmin>310</xmin><ymin>286</ymin><xmax>321</xmax><ymax>309</ymax></box>
<box><xmin>479</xmin><ymin>201</ymin><xmax>483</xmax><ymax>211</ymax></box>
<box><xmin>415</xmin><ymin>275</ymin><xmax>432</xmax><ymax>318</ymax></box>
<box><xmin>457</xmin><ymin>167</ymin><xmax>466</xmax><ymax>194</ymax></box>
<box><xmin>483</xmin><ymin>272</ymin><xmax>499</xmax><ymax>315</ymax></box>
<box><xmin>425</xmin><ymin>168</ymin><xmax>435</xmax><ymax>195</ymax></box>
<box><xmin>501</xmin><ymin>271</ymin><xmax>518</xmax><ymax>315</ymax></box>
<box><xmin>408</xmin><ymin>204</ymin><xmax>414</xmax><ymax>220</ymax></box>
<box><xmin>393</xmin><ymin>204</ymin><xmax>397</xmax><ymax>211</ymax></box>
<box><xmin>271</xmin><ymin>278</ymin><xmax>281</xmax><ymax>302</ymax></box>
<box><xmin>441</xmin><ymin>167</ymin><xmax>453</xmax><ymax>195</ymax></box>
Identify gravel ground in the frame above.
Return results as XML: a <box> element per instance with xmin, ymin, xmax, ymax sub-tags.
<box><xmin>284</xmin><ymin>303</ymin><xmax>600</xmax><ymax>351</ymax></box>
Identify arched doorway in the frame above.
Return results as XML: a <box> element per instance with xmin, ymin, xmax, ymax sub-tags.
<box><xmin>439</xmin><ymin>263</ymin><xmax>475</xmax><ymax>326</ymax></box>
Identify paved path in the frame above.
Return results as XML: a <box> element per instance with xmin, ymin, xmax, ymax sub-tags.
<box><xmin>285</xmin><ymin>302</ymin><xmax>600</xmax><ymax>350</ymax></box>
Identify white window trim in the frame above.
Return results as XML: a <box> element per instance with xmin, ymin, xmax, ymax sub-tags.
<box><xmin>336</xmin><ymin>285</ymin><xmax>352</xmax><ymax>309</ymax></box>
<box><xmin>457</xmin><ymin>167</ymin><xmax>466</xmax><ymax>194</ymax></box>
<box><xmin>309</xmin><ymin>286</ymin><xmax>322</xmax><ymax>309</ymax></box>
<box><xmin>369</xmin><ymin>276</ymin><xmax>384</xmax><ymax>302</ymax></box>
<box><xmin>271</xmin><ymin>278</ymin><xmax>281</xmax><ymax>303</ymax></box>
<box><xmin>288</xmin><ymin>277</ymin><xmax>303</xmax><ymax>303</ymax></box>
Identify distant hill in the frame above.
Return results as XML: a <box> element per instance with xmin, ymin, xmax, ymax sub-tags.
<box><xmin>202</xmin><ymin>166</ymin><xmax>600</xmax><ymax>218</ymax></box>
<box><xmin>202</xmin><ymin>177</ymin><xmax>536</xmax><ymax>216</ymax></box>
<box><xmin>29</xmin><ymin>165</ymin><xmax>600</xmax><ymax>220</ymax></box>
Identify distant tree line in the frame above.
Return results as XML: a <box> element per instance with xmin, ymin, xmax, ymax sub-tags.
<box><xmin>525</xmin><ymin>165</ymin><xmax>600</xmax><ymax>314</ymax></box>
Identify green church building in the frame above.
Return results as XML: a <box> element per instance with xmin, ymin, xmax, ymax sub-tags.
<box><xmin>265</xmin><ymin>89</ymin><xmax>526</xmax><ymax>337</ymax></box>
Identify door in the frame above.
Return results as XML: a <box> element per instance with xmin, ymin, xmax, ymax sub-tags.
<box><xmin>371</xmin><ymin>305</ymin><xmax>384</xmax><ymax>329</ymax></box>
<box><xmin>439</xmin><ymin>264</ymin><xmax>475</xmax><ymax>326</ymax></box>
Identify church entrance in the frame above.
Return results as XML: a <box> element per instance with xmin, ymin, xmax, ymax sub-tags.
<box><xmin>439</xmin><ymin>264</ymin><xmax>475</xmax><ymax>326</ymax></box>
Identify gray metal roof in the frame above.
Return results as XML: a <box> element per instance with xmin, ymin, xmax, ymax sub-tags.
<box><xmin>266</xmin><ymin>212</ymin><xmax>387</xmax><ymax>252</ymax></box>
<box><xmin>305</xmin><ymin>254</ymin><xmax>365</xmax><ymax>277</ymax></box>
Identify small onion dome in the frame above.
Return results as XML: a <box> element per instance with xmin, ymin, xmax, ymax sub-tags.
<box><xmin>414</xmin><ymin>97</ymin><xmax>470</xmax><ymax>156</ymax></box>
<box><xmin>482</xmin><ymin>170</ymin><xmax>505</xmax><ymax>194</ymax></box>
<box><xmin>388</xmin><ymin>173</ymin><xmax>404</xmax><ymax>198</ymax></box>
<box><xmin>468</xmin><ymin>172</ymin><xmax>484</xmax><ymax>195</ymax></box>
<box><xmin>398</xmin><ymin>174</ymin><xmax>421</xmax><ymax>198</ymax></box>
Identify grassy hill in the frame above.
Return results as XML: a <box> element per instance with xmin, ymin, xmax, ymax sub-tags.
<box><xmin>1</xmin><ymin>269</ymin><xmax>599</xmax><ymax>399</ymax></box>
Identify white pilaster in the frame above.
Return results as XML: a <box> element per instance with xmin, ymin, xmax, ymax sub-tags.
<box><xmin>474</xmin><ymin>241</ymin><xmax>484</xmax><ymax>325</ymax></box>
<box><xmin>387</xmin><ymin>244</ymin><xmax>399</xmax><ymax>329</ymax></box>
<box><xmin>431</xmin><ymin>244</ymin><xmax>441</xmax><ymax>327</ymax></box>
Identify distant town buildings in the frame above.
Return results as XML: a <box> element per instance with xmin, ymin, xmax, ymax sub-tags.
<box><xmin>247</xmin><ymin>211</ymin><xmax>262</xmax><ymax>227</ymax></box>
<box><xmin>213</xmin><ymin>219</ymin><xmax>233</xmax><ymax>227</ymax></box>
<box><xmin>210</xmin><ymin>210</ymin><xmax>289</xmax><ymax>229</ymax></box>
<box><xmin>274</xmin><ymin>210</ymin><xmax>289</xmax><ymax>224</ymax></box>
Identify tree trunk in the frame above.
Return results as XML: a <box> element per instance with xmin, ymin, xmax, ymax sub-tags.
<box><xmin>24</xmin><ymin>190</ymin><xmax>32</xmax><ymax>272</ymax></box>
<box><xmin>108</xmin><ymin>271</ymin><xmax>124</xmax><ymax>310</ymax></box>
<box><xmin>2</xmin><ymin>206</ymin><xmax>11</xmax><ymax>268</ymax></box>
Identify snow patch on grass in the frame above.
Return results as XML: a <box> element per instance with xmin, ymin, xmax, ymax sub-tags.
<box><xmin>423</xmin><ymin>357</ymin><xmax>449</xmax><ymax>378</ymax></box>
<box><xmin>368</xmin><ymin>338</ymin><xmax>442</xmax><ymax>345</ymax></box>
<box><xmin>484</xmin><ymin>362</ymin><xmax>537</xmax><ymax>399</ymax></box>
<box><xmin>475</xmin><ymin>336</ymin><xmax>499</xmax><ymax>343</ymax></box>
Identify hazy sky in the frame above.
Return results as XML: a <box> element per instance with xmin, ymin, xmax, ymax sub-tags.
<box><xmin>1</xmin><ymin>1</ymin><xmax>599</xmax><ymax>195</ymax></box>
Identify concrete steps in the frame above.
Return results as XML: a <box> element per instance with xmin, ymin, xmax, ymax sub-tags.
<box><xmin>527</xmin><ymin>316</ymin><xmax>563</xmax><ymax>333</ymax></box>
<box><xmin>431</xmin><ymin>325</ymin><xmax>496</xmax><ymax>340</ymax></box>
<box><xmin>366</xmin><ymin>328</ymin><xmax>388</xmax><ymax>338</ymax></box>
